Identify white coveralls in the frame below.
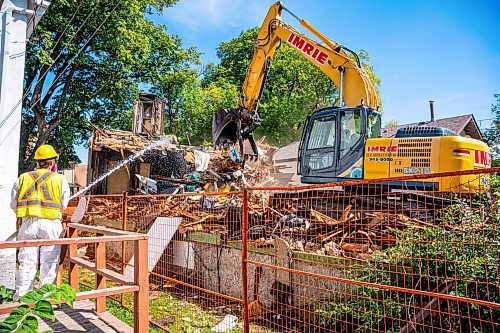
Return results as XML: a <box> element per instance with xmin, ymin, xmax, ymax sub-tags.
<box><xmin>10</xmin><ymin>177</ymin><xmax>70</xmax><ymax>299</ymax></box>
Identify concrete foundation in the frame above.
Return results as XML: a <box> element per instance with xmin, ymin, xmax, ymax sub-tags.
<box><xmin>104</xmin><ymin>232</ymin><xmax>354</xmax><ymax>311</ymax></box>
<box><xmin>188</xmin><ymin>242</ymin><xmax>351</xmax><ymax>308</ymax></box>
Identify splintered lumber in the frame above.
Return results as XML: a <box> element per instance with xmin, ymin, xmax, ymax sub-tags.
<box><xmin>254</xmin><ymin>202</ymin><xmax>437</xmax><ymax>259</ymax></box>
<box><xmin>311</xmin><ymin>205</ymin><xmax>353</xmax><ymax>225</ymax></box>
<box><xmin>339</xmin><ymin>205</ymin><xmax>352</xmax><ymax>221</ymax></box>
<box><xmin>340</xmin><ymin>243</ymin><xmax>370</xmax><ymax>253</ymax></box>
<box><xmin>311</xmin><ymin>210</ymin><xmax>341</xmax><ymax>225</ymax></box>
<box><xmin>320</xmin><ymin>230</ymin><xmax>344</xmax><ymax>243</ymax></box>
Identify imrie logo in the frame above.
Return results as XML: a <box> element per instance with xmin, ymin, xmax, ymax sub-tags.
<box><xmin>474</xmin><ymin>150</ymin><xmax>491</xmax><ymax>166</ymax></box>
<box><xmin>367</xmin><ymin>146</ymin><xmax>397</xmax><ymax>153</ymax></box>
<box><xmin>287</xmin><ymin>33</ymin><xmax>328</xmax><ymax>65</ymax></box>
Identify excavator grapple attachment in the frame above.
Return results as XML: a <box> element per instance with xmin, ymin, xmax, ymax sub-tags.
<box><xmin>212</xmin><ymin>108</ymin><xmax>259</xmax><ymax>158</ymax></box>
<box><xmin>212</xmin><ymin>108</ymin><xmax>239</xmax><ymax>147</ymax></box>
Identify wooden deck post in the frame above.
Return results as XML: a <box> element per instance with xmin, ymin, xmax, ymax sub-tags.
<box><xmin>134</xmin><ymin>238</ymin><xmax>148</xmax><ymax>333</ymax></box>
<box><xmin>57</xmin><ymin>224</ymin><xmax>68</xmax><ymax>286</ymax></box>
<box><xmin>121</xmin><ymin>191</ymin><xmax>128</xmax><ymax>307</ymax></box>
<box><xmin>68</xmin><ymin>226</ymin><xmax>79</xmax><ymax>292</ymax></box>
<box><xmin>95</xmin><ymin>233</ymin><xmax>107</xmax><ymax>313</ymax></box>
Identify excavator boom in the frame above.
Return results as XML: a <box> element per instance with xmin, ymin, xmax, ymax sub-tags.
<box><xmin>212</xmin><ymin>1</ymin><xmax>378</xmax><ymax>156</ymax></box>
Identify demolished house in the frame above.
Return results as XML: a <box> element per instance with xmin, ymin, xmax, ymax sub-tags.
<box><xmin>87</xmin><ymin>93</ymin><xmax>278</xmax><ymax>195</ymax></box>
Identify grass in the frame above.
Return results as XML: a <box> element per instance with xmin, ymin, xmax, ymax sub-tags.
<box><xmin>72</xmin><ymin>268</ymin><xmax>271</xmax><ymax>333</ymax></box>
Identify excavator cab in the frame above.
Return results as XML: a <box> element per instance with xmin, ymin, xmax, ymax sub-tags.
<box><xmin>299</xmin><ymin>106</ymin><xmax>381</xmax><ymax>183</ymax></box>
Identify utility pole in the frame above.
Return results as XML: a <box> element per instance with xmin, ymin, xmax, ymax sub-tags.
<box><xmin>0</xmin><ymin>0</ymin><xmax>50</xmax><ymax>288</ymax></box>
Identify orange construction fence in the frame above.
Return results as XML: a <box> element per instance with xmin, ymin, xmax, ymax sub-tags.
<box><xmin>75</xmin><ymin>167</ymin><xmax>499</xmax><ymax>333</ymax></box>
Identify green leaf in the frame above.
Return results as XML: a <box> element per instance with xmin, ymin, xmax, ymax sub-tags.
<box><xmin>33</xmin><ymin>300</ymin><xmax>55</xmax><ymax>321</ymax></box>
<box><xmin>58</xmin><ymin>285</ymin><xmax>76</xmax><ymax>308</ymax></box>
<box><xmin>3</xmin><ymin>305</ymin><xmax>31</xmax><ymax>324</ymax></box>
<box><xmin>38</xmin><ymin>284</ymin><xmax>58</xmax><ymax>296</ymax></box>
<box><xmin>41</xmin><ymin>331</ymin><xmax>53</xmax><ymax>333</ymax></box>
<box><xmin>19</xmin><ymin>290</ymin><xmax>43</xmax><ymax>304</ymax></box>
<box><xmin>46</xmin><ymin>291</ymin><xmax>61</xmax><ymax>305</ymax></box>
<box><xmin>0</xmin><ymin>286</ymin><xmax>14</xmax><ymax>304</ymax></box>
<box><xmin>18</xmin><ymin>315</ymin><xmax>38</xmax><ymax>333</ymax></box>
<box><xmin>0</xmin><ymin>321</ymin><xmax>17</xmax><ymax>332</ymax></box>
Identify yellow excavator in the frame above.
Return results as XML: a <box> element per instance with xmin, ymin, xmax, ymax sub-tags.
<box><xmin>213</xmin><ymin>1</ymin><xmax>491</xmax><ymax>192</ymax></box>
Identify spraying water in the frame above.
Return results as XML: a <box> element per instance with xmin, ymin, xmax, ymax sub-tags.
<box><xmin>70</xmin><ymin>137</ymin><xmax>172</xmax><ymax>199</ymax></box>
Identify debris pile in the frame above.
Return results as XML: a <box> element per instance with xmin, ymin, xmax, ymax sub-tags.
<box><xmin>84</xmin><ymin>127</ymin><xmax>431</xmax><ymax>260</ymax></box>
<box><xmin>82</xmin><ymin>197</ymin><xmax>122</xmax><ymax>222</ymax></box>
<box><xmin>89</xmin><ymin>127</ymin><xmax>279</xmax><ymax>195</ymax></box>
<box><xmin>77</xmin><ymin>190</ymin><xmax>431</xmax><ymax>261</ymax></box>
<box><xmin>90</xmin><ymin>126</ymin><xmax>180</xmax><ymax>153</ymax></box>
<box><xmin>249</xmin><ymin>204</ymin><xmax>434</xmax><ymax>259</ymax></box>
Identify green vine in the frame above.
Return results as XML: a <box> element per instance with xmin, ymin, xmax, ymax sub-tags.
<box><xmin>0</xmin><ymin>284</ymin><xmax>76</xmax><ymax>333</ymax></box>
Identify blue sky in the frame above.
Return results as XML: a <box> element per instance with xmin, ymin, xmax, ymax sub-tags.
<box><xmin>76</xmin><ymin>0</ymin><xmax>499</xmax><ymax>162</ymax></box>
<box><xmin>155</xmin><ymin>0</ymin><xmax>499</xmax><ymax>125</ymax></box>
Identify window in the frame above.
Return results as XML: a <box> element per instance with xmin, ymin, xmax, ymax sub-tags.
<box><xmin>367</xmin><ymin>112</ymin><xmax>381</xmax><ymax>138</ymax></box>
<box><xmin>307</xmin><ymin>116</ymin><xmax>336</xmax><ymax>149</ymax></box>
<box><xmin>339</xmin><ymin>110</ymin><xmax>362</xmax><ymax>158</ymax></box>
<box><xmin>305</xmin><ymin>116</ymin><xmax>336</xmax><ymax>170</ymax></box>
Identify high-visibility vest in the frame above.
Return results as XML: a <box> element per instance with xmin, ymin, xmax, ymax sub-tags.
<box><xmin>16</xmin><ymin>169</ymin><xmax>64</xmax><ymax>219</ymax></box>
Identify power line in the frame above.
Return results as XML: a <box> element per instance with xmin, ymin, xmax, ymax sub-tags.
<box><xmin>23</xmin><ymin>0</ymin><xmax>99</xmax><ymax>101</ymax></box>
<box><xmin>0</xmin><ymin>0</ymin><xmax>125</xmax><ymax>148</ymax></box>
<box><xmin>25</xmin><ymin>1</ymin><xmax>41</xmax><ymax>39</ymax></box>
<box><xmin>0</xmin><ymin>0</ymin><xmax>91</xmax><ymax>128</ymax></box>
<box><xmin>24</xmin><ymin>0</ymin><xmax>124</xmax><ymax>116</ymax></box>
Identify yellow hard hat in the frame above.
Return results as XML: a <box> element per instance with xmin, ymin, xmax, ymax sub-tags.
<box><xmin>34</xmin><ymin>144</ymin><xmax>59</xmax><ymax>161</ymax></box>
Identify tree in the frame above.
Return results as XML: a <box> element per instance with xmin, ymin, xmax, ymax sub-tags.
<box><xmin>152</xmin><ymin>68</ymin><xmax>200</xmax><ymax>135</ymax></box>
<box><xmin>384</xmin><ymin>120</ymin><xmax>400</xmax><ymax>128</ymax></box>
<box><xmin>163</xmin><ymin>77</ymin><xmax>238</xmax><ymax>146</ymax></box>
<box><xmin>203</xmin><ymin>28</ymin><xmax>382</xmax><ymax>146</ymax></box>
<box><xmin>483</xmin><ymin>93</ymin><xmax>500</xmax><ymax>161</ymax></box>
<box><xmin>21</xmin><ymin>0</ymin><xmax>198</xmax><ymax>170</ymax></box>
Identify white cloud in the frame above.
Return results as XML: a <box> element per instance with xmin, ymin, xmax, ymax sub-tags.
<box><xmin>164</xmin><ymin>0</ymin><xmax>269</xmax><ymax>31</ymax></box>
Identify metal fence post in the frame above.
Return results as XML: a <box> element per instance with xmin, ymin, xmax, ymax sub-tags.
<box><xmin>95</xmin><ymin>233</ymin><xmax>106</xmax><ymax>313</ymax></box>
<box><xmin>242</xmin><ymin>189</ymin><xmax>250</xmax><ymax>333</ymax></box>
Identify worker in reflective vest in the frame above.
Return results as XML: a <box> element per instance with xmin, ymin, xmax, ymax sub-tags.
<box><xmin>10</xmin><ymin>144</ymin><xmax>70</xmax><ymax>299</ymax></box>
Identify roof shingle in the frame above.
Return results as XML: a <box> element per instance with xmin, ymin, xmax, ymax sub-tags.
<box><xmin>382</xmin><ymin>114</ymin><xmax>482</xmax><ymax>139</ymax></box>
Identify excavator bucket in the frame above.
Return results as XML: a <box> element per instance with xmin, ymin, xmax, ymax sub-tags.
<box><xmin>212</xmin><ymin>108</ymin><xmax>239</xmax><ymax>147</ymax></box>
<box><xmin>212</xmin><ymin>108</ymin><xmax>259</xmax><ymax>158</ymax></box>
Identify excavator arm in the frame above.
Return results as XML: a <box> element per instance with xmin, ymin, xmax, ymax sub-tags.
<box><xmin>213</xmin><ymin>1</ymin><xmax>379</xmax><ymax>155</ymax></box>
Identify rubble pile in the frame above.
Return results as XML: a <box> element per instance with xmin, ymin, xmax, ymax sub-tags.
<box><xmin>78</xmin><ymin>191</ymin><xmax>428</xmax><ymax>260</ymax></box>
<box><xmin>249</xmin><ymin>204</ymin><xmax>433</xmax><ymax>259</ymax></box>
<box><xmin>82</xmin><ymin>197</ymin><xmax>122</xmax><ymax>222</ymax></box>
<box><xmin>90</xmin><ymin>127</ymin><xmax>180</xmax><ymax>153</ymax></box>
<box><xmin>85</xmin><ymin>127</ymin><xmax>428</xmax><ymax>260</ymax></box>
<box><xmin>90</xmin><ymin>127</ymin><xmax>280</xmax><ymax>195</ymax></box>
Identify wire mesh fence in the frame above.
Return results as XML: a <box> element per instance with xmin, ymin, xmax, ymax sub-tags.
<box><xmin>75</xmin><ymin>168</ymin><xmax>499</xmax><ymax>332</ymax></box>
<box><xmin>244</xmin><ymin>169</ymin><xmax>499</xmax><ymax>333</ymax></box>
